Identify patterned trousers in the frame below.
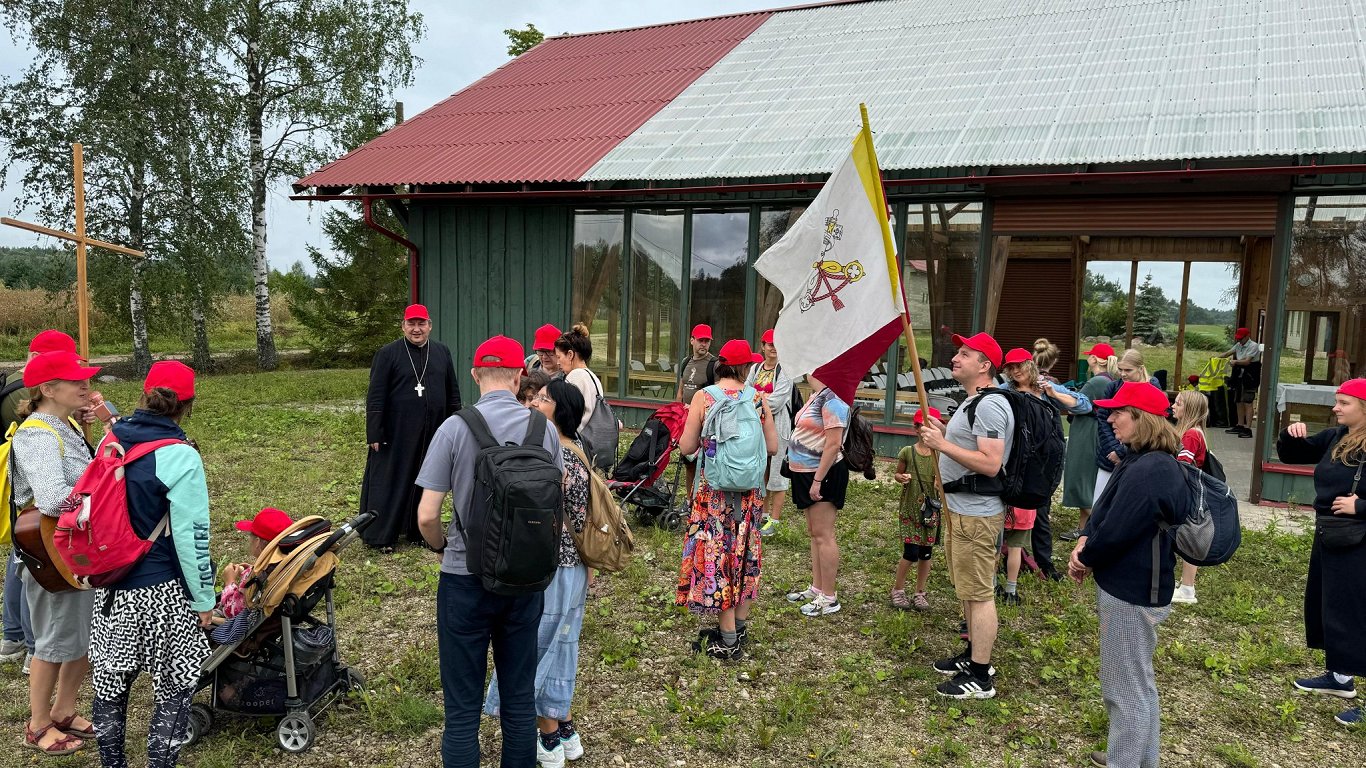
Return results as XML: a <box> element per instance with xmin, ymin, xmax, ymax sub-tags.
<box><xmin>1097</xmin><ymin>586</ymin><xmax>1171</xmax><ymax>768</ymax></box>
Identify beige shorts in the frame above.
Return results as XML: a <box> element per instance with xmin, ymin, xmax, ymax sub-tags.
<box><xmin>945</xmin><ymin>510</ymin><xmax>1004</xmax><ymax>602</ymax></box>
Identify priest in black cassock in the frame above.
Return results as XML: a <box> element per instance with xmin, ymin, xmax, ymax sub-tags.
<box><xmin>360</xmin><ymin>303</ymin><xmax>462</xmax><ymax>551</ymax></box>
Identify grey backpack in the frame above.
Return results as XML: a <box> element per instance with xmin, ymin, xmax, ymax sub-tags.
<box><xmin>577</xmin><ymin>372</ymin><xmax>618</xmax><ymax>472</ymax></box>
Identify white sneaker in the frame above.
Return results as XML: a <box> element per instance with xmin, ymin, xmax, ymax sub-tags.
<box><xmin>800</xmin><ymin>594</ymin><xmax>841</xmax><ymax>617</ymax></box>
<box><xmin>786</xmin><ymin>586</ymin><xmax>818</xmax><ymax>603</ymax></box>
<box><xmin>1171</xmin><ymin>585</ymin><xmax>1198</xmax><ymax>604</ymax></box>
<box><xmin>22</xmin><ymin>652</ymin><xmax>32</xmax><ymax>675</ymax></box>
<box><xmin>537</xmin><ymin>737</ymin><xmax>566</xmax><ymax>768</ymax></box>
<box><xmin>0</xmin><ymin>639</ymin><xmax>25</xmax><ymax>662</ymax></box>
<box><xmin>561</xmin><ymin>732</ymin><xmax>583</xmax><ymax>761</ymax></box>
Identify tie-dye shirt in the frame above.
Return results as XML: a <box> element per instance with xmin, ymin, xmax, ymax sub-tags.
<box><xmin>787</xmin><ymin>389</ymin><xmax>850</xmax><ymax>473</ymax></box>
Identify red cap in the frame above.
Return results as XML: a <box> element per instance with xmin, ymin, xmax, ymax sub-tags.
<box><xmin>1093</xmin><ymin>381</ymin><xmax>1171</xmax><ymax>416</ymax></box>
<box><xmin>691</xmin><ymin>324</ymin><xmax>712</xmax><ymax>340</ymax></box>
<box><xmin>1337</xmin><ymin>378</ymin><xmax>1366</xmax><ymax>401</ymax></box>
<box><xmin>1002</xmin><ymin>348</ymin><xmax>1033</xmax><ymax>366</ymax></box>
<box><xmin>1083</xmin><ymin>343</ymin><xmax>1116</xmax><ymax>359</ymax></box>
<box><xmin>1235</xmin><ymin>327</ymin><xmax>1250</xmax><ymax>340</ymax></box>
<box><xmin>760</xmin><ymin>328</ymin><xmax>775</xmax><ymax>345</ymax></box>
<box><xmin>23</xmin><ymin>351</ymin><xmax>101</xmax><ymax>387</ymax></box>
<box><xmin>144</xmin><ymin>360</ymin><xmax>195</xmax><ymax>399</ymax></box>
<box><xmin>717</xmin><ymin>339</ymin><xmax>762</xmax><ymax>366</ymax></box>
<box><xmin>951</xmin><ymin>332</ymin><xmax>1003</xmax><ymax>370</ymax></box>
<box><xmin>532</xmin><ymin>324</ymin><xmax>561</xmax><ymax>351</ymax></box>
<box><xmin>473</xmin><ymin>336</ymin><xmax>526</xmax><ymax>369</ymax></box>
<box><xmin>913</xmin><ymin>406</ymin><xmax>943</xmax><ymax>425</ymax></box>
<box><xmin>29</xmin><ymin>329</ymin><xmax>77</xmax><ymax>355</ymax></box>
<box><xmin>234</xmin><ymin>507</ymin><xmax>294</xmax><ymax>542</ymax></box>
<box><xmin>404</xmin><ymin>304</ymin><xmax>430</xmax><ymax>321</ymax></box>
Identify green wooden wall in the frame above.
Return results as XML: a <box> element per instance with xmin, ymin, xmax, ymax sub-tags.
<box><xmin>410</xmin><ymin>203</ymin><xmax>573</xmax><ymax>393</ymax></box>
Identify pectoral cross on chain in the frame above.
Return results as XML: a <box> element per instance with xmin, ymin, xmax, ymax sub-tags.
<box><xmin>415</xmin><ymin>382</ymin><xmax>425</xmax><ymax>397</ymax></box>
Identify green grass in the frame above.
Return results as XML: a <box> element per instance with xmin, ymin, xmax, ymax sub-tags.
<box><xmin>0</xmin><ymin>368</ymin><xmax>1356</xmax><ymax>768</ymax></box>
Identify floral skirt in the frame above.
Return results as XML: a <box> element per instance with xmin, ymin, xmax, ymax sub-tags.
<box><xmin>675</xmin><ymin>482</ymin><xmax>763</xmax><ymax>614</ymax></box>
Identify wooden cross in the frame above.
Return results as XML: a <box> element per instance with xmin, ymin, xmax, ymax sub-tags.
<box><xmin>1</xmin><ymin>143</ymin><xmax>145</xmax><ymax>361</ymax></box>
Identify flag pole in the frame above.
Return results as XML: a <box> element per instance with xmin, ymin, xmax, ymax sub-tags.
<box><xmin>858</xmin><ymin>104</ymin><xmax>935</xmax><ymax>428</ymax></box>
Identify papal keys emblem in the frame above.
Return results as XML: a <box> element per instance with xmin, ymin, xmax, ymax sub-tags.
<box><xmin>799</xmin><ymin>208</ymin><xmax>865</xmax><ymax>312</ymax></box>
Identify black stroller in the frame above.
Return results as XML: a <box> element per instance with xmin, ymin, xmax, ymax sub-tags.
<box><xmin>186</xmin><ymin>512</ymin><xmax>373</xmax><ymax>753</ymax></box>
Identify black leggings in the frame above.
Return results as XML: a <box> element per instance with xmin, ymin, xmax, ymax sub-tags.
<box><xmin>902</xmin><ymin>542</ymin><xmax>933</xmax><ymax>562</ymax></box>
<box><xmin>93</xmin><ymin>675</ymin><xmax>195</xmax><ymax>768</ymax></box>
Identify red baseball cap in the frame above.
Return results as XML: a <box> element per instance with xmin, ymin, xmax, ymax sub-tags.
<box><xmin>1002</xmin><ymin>348</ymin><xmax>1033</xmax><ymax>366</ymax></box>
<box><xmin>912</xmin><ymin>406</ymin><xmax>943</xmax><ymax>425</ymax></box>
<box><xmin>1083</xmin><ymin>343</ymin><xmax>1116</xmax><ymax>359</ymax></box>
<box><xmin>951</xmin><ymin>332</ymin><xmax>1003</xmax><ymax>369</ymax></box>
<box><xmin>404</xmin><ymin>304</ymin><xmax>430</xmax><ymax>322</ymax></box>
<box><xmin>29</xmin><ymin>329</ymin><xmax>77</xmax><ymax>355</ymax></box>
<box><xmin>1235</xmin><ymin>327</ymin><xmax>1250</xmax><ymax>340</ymax></box>
<box><xmin>1094</xmin><ymin>381</ymin><xmax>1171</xmax><ymax>416</ymax></box>
<box><xmin>717</xmin><ymin>339</ymin><xmax>762</xmax><ymax>366</ymax></box>
<box><xmin>473</xmin><ymin>336</ymin><xmax>526</xmax><ymax>369</ymax></box>
<box><xmin>1337</xmin><ymin>378</ymin><xmax>1366</xmax><ymax>401</ymax></box>
<box><xmin>691</xmin><ymin>324</ymin><xmax>712</xmax><ymax>340</ymax></box>
<box><xmin>23</xmin><ymin>351</ymin><xmax>101</xmax><ymax>387</ymax></box>
<box><xmin>532</xmin><ymin>324</ymin><xmax>561</xmax><ymax>351</ymax></box>
<box><xmin>760</xmin><ymin>329</ymin><xmax>775</xmax><ymax>345</ymax></box>
<box><xmin>144</xmin><ymin>360</ymin><xmax>195</xmax><ymax>399</ymax></box>
<box><xmin>234</xmin><ymin>507</ymin><xmax>294</xmax><ymax>542</ymax></box>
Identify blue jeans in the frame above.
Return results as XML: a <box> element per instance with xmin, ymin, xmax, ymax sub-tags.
<box><xmin>437</xmin><ymin>571</ymin><xmax>542</xmax><ymax>768</ymax></box>
<box><xmin>4</xmin><ymin>549</ymin><xmax>34</xmax><ymax>649</ymax></box>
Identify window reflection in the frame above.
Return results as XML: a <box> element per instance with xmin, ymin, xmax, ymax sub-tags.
<box><xmin>571</xmin><ymin>210</ymin><xmax>624</xmax><ymax>396</ymax></box>
<box><xmin>1284</xmin><ymin>196</ymin><xmax>1366</xmax><ymax>393</ymax></box>
<box><xmin>628</xmin><ymin>209</ymin><xmax>685</xmax><ymax>399</ymax></box>
<box><xmin>689</xmin><ymin>208</ymin><xmax>750</xmax><ymax>346</ymax></box>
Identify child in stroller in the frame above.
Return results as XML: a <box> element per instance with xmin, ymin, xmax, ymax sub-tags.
<box><xmin>186</xmin><ymin>511</ymin><xmax>373</xmax><ymax>753</ymax></box>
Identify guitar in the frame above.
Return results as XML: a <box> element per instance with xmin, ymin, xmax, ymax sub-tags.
<box><xmin>12</xmin><ymin>505</ymin><xmax>83</xmax><ymax>593</ymax></box>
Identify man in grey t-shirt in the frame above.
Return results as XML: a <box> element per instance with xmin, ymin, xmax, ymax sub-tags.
<box><xmin>415</xmin><ymin>335</ymin><xmax>563</xmax><ymax>768</ymax></box>
<box><xmin>918</xmin><ymin>331</ymin><xmax>1012</xmax><ymax>701</ymax></box>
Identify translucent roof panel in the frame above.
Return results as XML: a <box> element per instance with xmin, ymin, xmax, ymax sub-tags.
<box><xmin>582</xmin><ymin>0</ymin><xmax>1366</xmax><ymax>181</ymax></box>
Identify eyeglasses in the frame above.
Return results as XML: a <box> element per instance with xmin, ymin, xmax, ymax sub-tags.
<box><xmin>533</xmin><ymin>394</ymin><xmax>554</xmax><ymax>405</ymax></box>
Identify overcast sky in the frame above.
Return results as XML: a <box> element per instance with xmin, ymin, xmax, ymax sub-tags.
<box><xmin>0</xmin><ymin>0</ymin><xmax>1237</xmax><ymax>310</ymax></box>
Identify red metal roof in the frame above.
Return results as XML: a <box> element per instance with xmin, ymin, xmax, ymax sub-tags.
<box><xmin>295</xmin><ymin>12</ymin><xmax>772</xmax><ymax>189</ymax></box>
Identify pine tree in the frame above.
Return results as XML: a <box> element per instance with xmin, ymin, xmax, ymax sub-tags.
<box><xmin>1133</xmin><ymin>273</ymin><xmax>1167</xmax><ymax>344</ymax></box>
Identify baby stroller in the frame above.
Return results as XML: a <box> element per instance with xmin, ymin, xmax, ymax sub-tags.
<box><xmin>186</xmin><ymin>512</ymin><xmax>374</xmax><ymax>753</ymax></box>
<box><xmin>607</xmin><ymin>401</ymin><xmax>689</xmax><ymax>531</ymax></box>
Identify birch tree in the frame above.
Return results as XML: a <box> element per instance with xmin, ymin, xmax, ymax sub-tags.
<box><xmin>223</xmin><ymin>0</ymin><xmax>423</xmax><ymax>370</ymax></box>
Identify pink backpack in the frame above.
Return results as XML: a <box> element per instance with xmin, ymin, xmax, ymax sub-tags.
<box><xmin>53</xmin><ymin>437</ymin><xmax>187</xmax><ymax>588</ymax></box>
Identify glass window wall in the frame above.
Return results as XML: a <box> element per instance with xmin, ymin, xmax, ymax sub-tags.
<box><xmin>688</xmin><ymin>208</ymin><xmax>750</xmax><ymax>347</ymax></box>
<box><xmin>627</xmin><ymin>209</ymin><xmax>685</xmax><ymax>398</ymax></box>
<box><xmin>571</xmin><ymin>210</ymin><xmax>625</xmax><ymax>395</ymax></box>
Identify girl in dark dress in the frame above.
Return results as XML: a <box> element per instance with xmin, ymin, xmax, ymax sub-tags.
<box><xmin>1278</xmin><ymin>378</ymin><xmax>1366</xmax><ymax>727</ymax></box>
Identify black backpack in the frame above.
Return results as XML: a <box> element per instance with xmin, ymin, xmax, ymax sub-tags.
<box><xmin>843</xmin><ymin>404</ymin><xmax>877</xmax><ymax>480</ymax></box>
<box><xmin>454</xmin><ymin>407</ymin><xmax>564</xmax><ymax>596</ymax></box>
<box><xmin>774</xmin><ymin>365</ymin><xmax>805</xmax><ymax>431</ymax></box>
<box><xmin>956</xmin><ymin>387</ymin><xmax>1066</xmax><ymax>509</ymax></box>
<box><xmin>1202</xmin><ymin>449</ymin><xmax>1226</xmax><ymax>482</ymax></box>
<box><xmin>611</xmin><ymin>417</ymin><xmax>671</xmax><ymax>482</ymax></box>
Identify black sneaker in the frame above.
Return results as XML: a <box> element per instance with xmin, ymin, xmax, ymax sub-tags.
<box><xmin>932</xmin><ymin>650</ymin><xmax>996</xmax><ymax>677</ymax></box>
<box><xmin>703</xmin><ymin>635</ymin><xmax>742</xmax><ymax>661</ymax></box>
<box><xmin>1225</xmin><ymin>426</ymin><xmax>1245</xmax><ymax>433</ymax></box>
<box><xmin>1238</xmin><ymin>427</ymin><xmax>1253</xmax><ymax>438</ymax></box>
<box><xmin>936</xmin><ymin>670</ymin><xmax>996</xmax><ymax>699</ymax></box>
<box><xmin>1000</xmin><ymin>591</ymin><xmax>1022</xmax><ymax>606</ymax></box>
<box><xmin>1059</xmin><ymin>529</ymin><xmax>1082</xmax><ymax>542</ymax></box>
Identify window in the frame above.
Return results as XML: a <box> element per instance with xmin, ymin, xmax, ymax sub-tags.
<box><xmin>893</xmin><ymin>202</ymin><xmax>982</xmax><ymax>423</ymax></box>
<box><xmin>754</xmin><ymin>206</ymin><xmax>806</xmax><ymax>334</ymax></box>
<box><xmin>1279</xmin><ymin>196</ymin><xmax>1366</xmax><ymax>428</ymax></box>
<box><xmin>689</xmin><ymin>208</ymin><xmax>750</xmax><ymax>345</ymax></box>
<box><xmin>571</xmin><ymin>210</ymin><xmax>625</xmax><ymax>395</ymax></box>
<box><xmin>627</xmin><ymin>209</ymin><xmax>685</xmax><ymax>399</ymax></box>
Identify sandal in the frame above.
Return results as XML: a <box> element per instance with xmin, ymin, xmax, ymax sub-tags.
<box><xmin>53</xmin><ymin>714</ymin><xmax>96</xmax><ymax>739</ymax></box>
<box><xmin>890</xmin><ymin>589</ymin><xmax>911</xmax><ymax>610</ymax></box>
<box><xmin>24</xmin><ymin>721</ymin><xmax>85</xmax><ymax>755</ymax></box>
<box><xmin>911</xmin><ymin>592</ymin><xmax>931</xmax><ymax>612</ymax></box>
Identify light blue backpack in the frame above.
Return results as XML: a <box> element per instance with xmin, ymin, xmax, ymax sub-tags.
<box><xmin>699</xmin><ymin>385</ymin><xmax>766</xmax><ymax>493</ymax></box>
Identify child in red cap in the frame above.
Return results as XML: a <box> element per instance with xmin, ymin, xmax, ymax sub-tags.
<box><xmin>217</xmin><ymin>508</ymin><xmax>294</xmax><ymax>622</ymax></box>
<box><xmin>891</xmin><ymin>407</ymin><xmax>945</xmax><ymax>611</ymax></box>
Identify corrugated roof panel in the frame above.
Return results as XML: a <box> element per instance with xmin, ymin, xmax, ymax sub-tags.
<box><xmin>584</xmin><ymin>0</ymin><xmax>1366</xmax><ymax>180</ymax></box>
<box><xmin>296</xmin><ymin>12</ymin><xmax>772</xmax><ymax>188</ymax></box>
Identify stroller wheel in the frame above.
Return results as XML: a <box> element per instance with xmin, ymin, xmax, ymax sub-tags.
<box><xmin>277</xmin><ymin>713</ymin><xmax>315</xmax><ymax>753</ymax></box>
<box><xmin>344</xmin><ymin>667</ymin><xmax>366</xmax><ymax>693</ymax></box>
<box><xmin>659</xmin><ymin>505</ymin><xmax>686</xmax><ymax>532</ymax></box>
<box><xmin>186</xmin><ymin>703</ymin><xmax>213</xmax><ymax>746</ymax></box>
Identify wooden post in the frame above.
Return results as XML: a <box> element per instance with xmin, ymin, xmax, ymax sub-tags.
<box><xmin>1124</xmin><ymin>260</ymin><xmax>1139</xmax><ymax>348</ymax></box>
<box><xmin>1174</xmin><ymin>260</ymin><xmax>1192</xmax><ymax>389</ymax></box>
<box><xmin>73</xmin><ymin>143</ymin><xmax>90</xmax><ymax>362</ymax></box>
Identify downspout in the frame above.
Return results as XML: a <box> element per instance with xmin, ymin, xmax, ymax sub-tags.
<box><xmin>361</xmin><ymin>195</ymin><xmax>420</xmax><ymax>304</ymax></box>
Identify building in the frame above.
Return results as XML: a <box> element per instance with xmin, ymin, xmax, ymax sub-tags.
<box><xmin>294</xmin><ymin>0</ymin><xmax>1366</xmax><ymax>503</ymax></box>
